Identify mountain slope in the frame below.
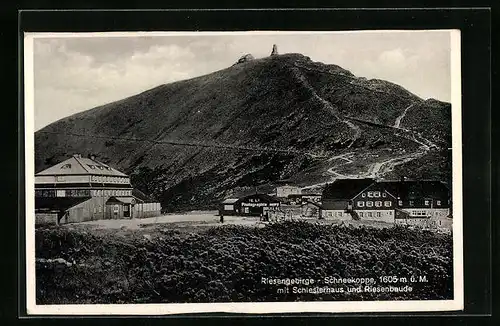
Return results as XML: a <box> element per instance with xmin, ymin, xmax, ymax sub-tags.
<box><xmin>35</xmin><ymin>53</ymin><xmax>452</xmax><ymax>211</ymax></box>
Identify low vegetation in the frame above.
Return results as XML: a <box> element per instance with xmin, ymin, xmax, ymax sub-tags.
<box><xmin>36</xmin><ymin>221</ymin><xmax>453</xmax><ymax>304</ymax></box>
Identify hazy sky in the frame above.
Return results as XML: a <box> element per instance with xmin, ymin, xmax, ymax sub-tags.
<box><xmin>32</xmin><ymin>31</ymin><xmax>452</xmax><ymax>131</ymax></box>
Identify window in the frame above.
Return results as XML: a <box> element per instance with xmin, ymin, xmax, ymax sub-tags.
<box><xmin>382</xmin><ymin>193</ymin><xmax>387</xmax><ymax>197</ymax></box>
<box><xmin>437</xmin><ymin>200</ymin><xmax>441</xmax><ymax>206</ymax></box>
<box><xmin>439</xmin><ymin>221</ymin><xmax>442</xmax><ymax>226</ymax></box>
<box><xmin>384</xmin><ymin>201</ymin><xmax>392</xmax><ymax>207</ymax></box>
<box><xmin>367</xmin><ymin>192</ymin><xmax>373</xmax><ymax>198</ymax></box>
<box><xmin>56</xmin><ymin>190</ymin><xmax>66</xmax><ymax>197</ymax></box>
<box><xmin>56</xmin><ymin>176</ymin><xmax>65</xmax><ymax>181</ymax></box>
<box><xmin>93</xmin><ymin>207</ymin><xmax>97</xmax><ymax>213</ymax></box>
<box><xmin>374</xmin><ymin>191</ymin><xmax>381</xmax><ymax>198</ymax></box>
<box><xmin>425</xmin><ymin>200</ymin><xmax>430</xmax><ymax>206</ymax></box>
<box><xmin>362</xmin><ymin>193</ymin><xmax>366</xmax><ymax>198</ymax></box>
<box><xmin>375</xmin><ymin>201</ymin><xmax>382</xmax><ymax>207</ymax></box>
<box><xmin>357</xmin><ymin>201</ymin><xmax>365</xmax><ymax>207</ymax></box>
<box><xmin>367</xmin><ymin>212</ymin><xmax>373</xmax><ymax>217</ymax></box>
<box><xmin>366</xmin><ymin>201</ymin><xmax>373</xmax><ymax>207</ymax></box>
<box><xmin>98</xmin><ymin>166</ymin><xmax>104</xmax><ymax>170</ymax></box>
<box><xmin>61</xmin><ymin>164</ymin><xmax>71</xmax><ymax>169</ymax></box>
<box><xmin>124</xmin><ymin>205</ymin><xmax>129</xmax><ymax>212</ymax></box>
<box><xmin>328</xmin><ymin>212</ymin><xmax>333</xmax><ymax>217</ymax></box>
<box><xmin>98</xmin><ymin>206</ymin><xmax>102</xmax><ymax>212</ymax></box>
<box><xmin>359</xmin><ymin>212</ymin><xmax>364</xmax><ymax>217</ymax></box>
<box><xmin>224</xmin><ymin>205</ymin><xmax>234</xmax><ymax>211</ymax></box>
<box><xmin>376</xmin><ymin>212</ymin><xmax>381</xmax><ymax>217</ymax></box>
<box><xmin>398</xmin><ymin>200</ymin><xmax>403</xmax><ymax>206</ymax></box>
<box><xmin>409</xmin><ymin>200</ymin><xmax>414</xmax><ymax>206</ymax></box>
<box><xmin>88</xmin><ymin>164</ymin><xmax>96</xmax><ymax>169</ymax></box>
<box><xmin>337</xmin><ymin>212</ymin><xmax>342</xmax><ymax>217</ymax></box>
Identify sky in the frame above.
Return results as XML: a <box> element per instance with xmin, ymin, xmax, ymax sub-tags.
<box><xmin>31</xmin><ymin>31</ymin><xmax>452</xmax><ymax>131</ymax></box>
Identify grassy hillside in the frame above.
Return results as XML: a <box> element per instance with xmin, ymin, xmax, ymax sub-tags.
<box><xmin>35</xmin><ymin>53</ymin><xmax>452</xmax><ymax>211</ymax></box>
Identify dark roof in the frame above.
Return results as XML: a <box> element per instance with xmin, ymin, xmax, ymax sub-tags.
<box><xmin>35</xmin><ymin>197</ymin><xmax>91</xmax><ymax>211</ymax></box>
<box><xmin>132</xmin><ymin>188</ymin><xmax>155</xmax><ymax>202</ymax></box>
<box><xmin>377</xmin><ymin>180</ymin><xmax>450</xmax><ymax>200</ymax></box>
<box><xmin>322</xmin><ymin>178</ymin><xmax>375</xmax><ymax>200</ymax></box>
<box><xmin>106</xmin><ymin>196</ymin><xmax>137</xmax><ymax>204</ymax></box>
<box><xmin>288</xmin><ymin>193</ymin><xmax>321</xmax><ymax>198</ymax></box>
<box><xmin>300</xmin><ymin>201</ymin><xmax>323</xmax><ymax>208</ymax></box>
<box><xmin>241</xmin><ymin>193</ymin><xmax>281</xmax><ymax>203</ymax></box>
<box><xmin>320</xmin><ymin>201</ymin><xmax>347</xmax><ymax>210</ymax></box>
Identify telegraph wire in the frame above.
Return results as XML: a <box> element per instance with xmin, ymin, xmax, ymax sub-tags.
<box><xmin>37</xmin><ymin>130</ymin><xmax>329</xmax><ymax>158</ymax></box>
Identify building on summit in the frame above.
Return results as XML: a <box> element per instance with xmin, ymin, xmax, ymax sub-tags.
<box><xmin>34</xmin><ymin>154</ymin><xmax>162</xmax><ymax>225</ymax></box>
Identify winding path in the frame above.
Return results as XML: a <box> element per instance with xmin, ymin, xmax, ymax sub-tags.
<box><xmin>394</xmin><ymin>103</ymin><xmax>414</xmax><ymax>129</ymax></box>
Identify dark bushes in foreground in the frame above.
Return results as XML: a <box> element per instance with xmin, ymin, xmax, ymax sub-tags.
<box><xmin>36</xmin><ymin>221</ymin><xmax>453</xmax><ymax>304</ymax></box>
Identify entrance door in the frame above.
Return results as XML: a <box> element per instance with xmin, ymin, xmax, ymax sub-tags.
<box><xmin>123</xmin><ymin>204</ymin><xmax>130</xmax><ymax>218</ymax></box>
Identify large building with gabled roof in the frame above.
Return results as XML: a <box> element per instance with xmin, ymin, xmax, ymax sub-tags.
<box><xmin>320</xmin><ymin>178</ymin><xmax>452</xmax><ymax>230</ymax></box>
<box><xmin>35</xmin><ymin>154</ymin><xmax>161</xmax><ymax>225</ymax></box>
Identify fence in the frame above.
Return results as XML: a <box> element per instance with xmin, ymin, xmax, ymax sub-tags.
<box><xmin>133</xmin><ymin>202</ymin><xmax>162</xmax><ymax>218</ymax></box>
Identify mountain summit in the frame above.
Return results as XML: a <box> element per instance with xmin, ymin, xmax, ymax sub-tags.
<box><xmin>35</xmin><ymin>53</ymin><xmax>451</xmax><ymax>211</ymax></box>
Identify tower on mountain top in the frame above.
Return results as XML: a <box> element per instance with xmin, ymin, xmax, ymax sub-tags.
<box><xmin>270</xmin><ymin>44</ymin><xmax>278</xmax><ymax>56</ymax></box>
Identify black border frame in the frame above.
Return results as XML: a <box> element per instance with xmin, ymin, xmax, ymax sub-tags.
<box><xmin>15</xmin><ymin>7</ymin><xmax>492</xmax><ymax>321</ymax></box>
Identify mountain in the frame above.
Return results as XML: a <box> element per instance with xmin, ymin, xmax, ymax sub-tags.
<box><xmin>35</xmin><ymin>52</ymin><xmax>452</xmax><ymax>211</ymax></box>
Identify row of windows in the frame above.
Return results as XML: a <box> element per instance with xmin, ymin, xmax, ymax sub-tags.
<box><xmin>357</xmin><ymin>201</ymin><xmax>392</xmax><ymax>208</ymax></box>
<box><xmin>91</xmin><ymin>175</ymin><xmax>129</xmax><ymax>184</ymax></box>
<box><xmin>87</xmin><ymin>164</ymin><xmax>112</xmax><ymax>171</ymax></box>
<box><xmin>35</xmin><ymin>190</ymin><xmax>56</xmax><ymax>197</ymax></box>
<box><xmin>325</xmin><ymin>211</ymin><xmax>393</xmax><ymax>218</ymax></box>
<box><xmin>35</xmin><ymin>189</ymin><xmax>132</xmax><ymax>198</ymax></box>
<box><xmin>359</xmin><ymin>211</ymin><xmax>393</xmax><ymax>218</ymax></box>
<box><xmin>398</xmin><ymin>200</ymin><xmax>442</xmax><ymax>206</ymax></box>
<box><xmin>361</xmin><ymin>191</ymin><xmax>386</xmax><ymax>198</ymax></box>
<box><xmin>92</xmin><ymin>189</ymin><xmax>132</xmax><ymax>197</ymax></box>
<box><xmin>410</xmin><ymin>210</ymin><xmax>429</xmax><ymax>217</ymax></box>
<box><xmin>327</xmin><ymin>212</ymin><xmax>347</xmax><ymax>217</ymax></box>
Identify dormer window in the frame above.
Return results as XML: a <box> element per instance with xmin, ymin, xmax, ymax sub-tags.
<box><xmin>88</xmin><ymin>164</ymin><xmax>96</xmax><ymax>169</ymax></box>
<box><xmin>106</xmin><ymin>167</ymin><xmax>111</xmax><ymax>170</ymax></box>
<box><xmin>98</xmin><ymin>166</ymin><xmax>104</xmax><ymax>170</ymax></box>
<box><xmin>61</xmin><ymin>164</ymin><xmax>71</xmax><ymax>169</ymax></box>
